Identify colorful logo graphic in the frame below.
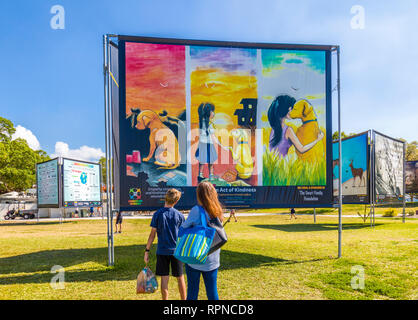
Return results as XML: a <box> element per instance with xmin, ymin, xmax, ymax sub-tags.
<box><xmin>80</xmin><ymin>172</ymin><xmax>88</xmax><ymax>184</ymax></box>
<box><xmin>129</xmin><ymin>188</ymin><xmax>141</xmax><ymax>200</ymax></box>
<box><xmin>128</xmin><ymin>188</ymin><xmax>143</xmax><ymax>205</ymax></box>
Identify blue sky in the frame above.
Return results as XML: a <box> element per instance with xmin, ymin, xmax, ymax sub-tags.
<box><xmin>1</xmin><ymin>0</ymin><xmax>417</xmax><ymax>161</ymax></box>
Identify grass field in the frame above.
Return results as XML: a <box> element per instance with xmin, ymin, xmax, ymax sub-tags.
<box><xmin>0</xmin><ymin>215</ymin><xmax>417</xmax><ymax>300</ymax></box>
<box><xmin>241</xmin><ymin>204</ymin><xmax>418</xmax><ymax>216</ymax></box>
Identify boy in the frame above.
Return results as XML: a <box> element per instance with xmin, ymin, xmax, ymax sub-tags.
<box><xmin>290</xmin><ymin>208</ymin><xmax>297</xmax><ymax>220</ymax></box>
<box><xmin>144</xmin><ymin>189</ymin><xmax>186</xmax><ymax>300</ymax></box>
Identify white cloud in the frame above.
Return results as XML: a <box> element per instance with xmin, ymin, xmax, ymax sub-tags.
<box><xmin>12</xmin><ymin>125</ymin><xmax>41</xmax><ymax>150</ymax></box>
<box><xmin>52</xmin><ymin>142</ymin><xmax>105</xmax><ymax>162</ymax></box>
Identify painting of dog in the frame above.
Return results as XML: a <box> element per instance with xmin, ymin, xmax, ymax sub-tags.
<box><xmin>288</xmin><ymin>99</ymin><xmax>325</xmax><ymax>163</ymax></box>
<box><xmin>229</xmin><ymin>129</ymin><xmax>254</xmax><ymax>179</ymax></box>
<box><xmin>135</xmin><ymin>110</ymin><xmax>181</xmax><ymax>170</ymax></box>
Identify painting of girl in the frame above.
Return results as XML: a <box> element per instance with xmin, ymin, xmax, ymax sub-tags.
<box><xmin>195</xmin><ymin>102</ymin><xmax>229</xmax><ymax>182</ymax></box>
<box><xmin>268</xmin><ymin>95</ymin><xmax>324</xmax><ymax>157</ymax></box>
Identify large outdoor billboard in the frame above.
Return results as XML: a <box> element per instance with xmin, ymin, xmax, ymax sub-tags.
<box><xmin>405</xmin><ymin>161</ymin><xmax>418</xmax><ymax>194</ymax></box>
<box><xmin>116</xmin><ymin>36</ymin><xmax>333</xmax><ymax>210</ymax></box>
<box><xmin>332</xmin><ymin>132</ymin><xmax>370</xmax><ymax>204</ymax></box>
<box><xmin>374</xmin><ymin>131</ymin><xmax>405</xmax><ymax>203</ymax></box>
<box><xmin>36</xmin><ymin>158</ymin><xmax>60</xmax><ymax>208</ymax></box>
<box><xmin>62</xmin><ymin>158</ymin><xmax>102</xmax><ymax>207</ymax></box>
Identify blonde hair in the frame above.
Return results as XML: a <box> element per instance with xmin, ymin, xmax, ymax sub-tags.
<box><xmin>165</xmin><ymin>188</ymin><xmax>181</xmax><ymax>205</ymax></box>
<box><xmin>196</xmin><ymin>181</ymin><xmax>223</xmax><ymax>221</ymax></box>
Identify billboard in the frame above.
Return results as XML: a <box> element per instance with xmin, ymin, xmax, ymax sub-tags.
<box><xmin>116</xmin><ymin>36</ymin><xmax>333</xmax><ymax>210</ymax></box>
<box><xmin>62</xmin><ymin>158</ymin><xmax>102</xmax><ymax>207</ymax></box>
<box><xmin>406</xmin><ymin>161</ymin><xmax>418</xmax><ymax>193</ymax></box>
<box><xmin>332</xmin><ymin>132</ymin><xmax>370</xmax><ymax>204</ymax></box>
<box><xmin>374</xmin><ymin>131</ymin><xmax>404</xmax><ymax>203</ymax></box>
<box><xmin>36</xmin><ymin>158</ymin><xmax>60</xmax><ymax>208</ymax></box>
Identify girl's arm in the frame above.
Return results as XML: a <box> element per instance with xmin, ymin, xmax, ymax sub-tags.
<box><xmin>286</xmin><ymin>127</ymin><xmax>324</xmax><ymax>154</ymax></box>
<box><xmin>182</xmin><ymin>206</ymin><xmax>200</xmax><ymax>228</ymax></box>
<box><xmin>210</xmin><ymin>133</ymin><xmax>229</xmax><ymax>151</ymax></box>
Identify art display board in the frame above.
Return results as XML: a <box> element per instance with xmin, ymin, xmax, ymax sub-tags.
<box><xmin>36</xmin><ymin>158</ymin><xmax>60</xmax><ymax>208</ymax></box>
<box><xmin>62</xmin><ymin>158</ymin><xmax>102</xmax><ymax>207</ymax></box>
<box><xmin>332</xmin><ymin>132</ymin><xmax>370</xmax><ymax>204</ymax></box>
<box><xmin>115</xmin><ymin>35</ymin><xmax>334</xmax><ymax>210</ymax></box>
<box><xmin>405</xmin><ymin>160</ymin><xmax>418</xmax><ymax>194</ymax></box>
<box><xmin>373</xmin><ymin>131</ymin><xmax>405</xmax><ymax>204</ymax></box>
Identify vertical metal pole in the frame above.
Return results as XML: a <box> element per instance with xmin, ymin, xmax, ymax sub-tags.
<box><xmin>103</xmin><ymin>34</ymin><xmax>113</xmax><ymax>266</ymax></box>
<box><xmin>402</xmin><ymin>142</ymin><xmax>406</xmax><ymax>223</ymax></box>
<box><xmin>337</xmin><ymin>47</ymin><xmax>343</xmax><ymax>258</ymax></box>
<box><xmin>314</xmin><ymin>208</ymin><xmax>316</xmax><ymax>223</ymax></box>
<box><xmin>107</xmin><ymin>36</ymin><xmax>115</xmax><ymax>265</ymax></box>
<box><xmin>370</xmin><ymin>130</ymin><xmax>374</xmax><ymax>228</ymax></box>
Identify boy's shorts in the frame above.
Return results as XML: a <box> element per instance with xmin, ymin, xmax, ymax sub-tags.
<box><xmin>156</xmin><ymin>255</ymin><xmax>183</xmax><ymax>277</ymax></box>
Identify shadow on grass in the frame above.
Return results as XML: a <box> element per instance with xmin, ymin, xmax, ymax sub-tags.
<box><xmin>251</xmin><ymin>223</ymin><xmax>383</xmax><ymax>232</ymax></box>
<box><xmin>0</xmin><ymin>245</ymin><xmax>331</xmax><ymax>285</ymax></box>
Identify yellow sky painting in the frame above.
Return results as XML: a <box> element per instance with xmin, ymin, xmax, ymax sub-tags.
<box><xmin>190</xmin><ymin>68</ymin><xmax>257</xmax><ymax>129</ymax></box>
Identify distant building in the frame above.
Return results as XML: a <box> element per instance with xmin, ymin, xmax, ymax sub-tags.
<box><xmin>234</xmin><ymin>98</ymin><xmax>257</xmax><ymax>127</ymax></box>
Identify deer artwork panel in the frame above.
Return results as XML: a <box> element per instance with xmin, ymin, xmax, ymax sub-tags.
<box><xmin>349</xmin><ymin>159</ymin><xmax>365</xmax><ymax>187</ymax></box>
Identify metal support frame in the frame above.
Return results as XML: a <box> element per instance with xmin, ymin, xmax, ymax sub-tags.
<box><xmin>313</xmin><ymin>208</ymin><xmax>316</xmax><ymax>223</ymax></box>
<box><xmin>370</xmin><ymin>130</ymin><xmax>374</xmax><ymax>228</ymax></box>
<box><xmin>103</xmin><ymin>36</ymin><xmax>344</xmax><ymax>260</ymax></box>
<box><xmin>336</xmin><ymin>46</ymin><xmax>343</xmax><ymax>258</ymax></box>
<box><xmin>103</xmin><ymin>34</ymin><xmax>117</xmax><ymax>266</ymax></box>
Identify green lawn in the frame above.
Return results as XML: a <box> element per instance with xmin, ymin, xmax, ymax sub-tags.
<box><xmin>0</xmin><ymin>215</ymin><xmax>417</xmax><ymax>300</ymax></box>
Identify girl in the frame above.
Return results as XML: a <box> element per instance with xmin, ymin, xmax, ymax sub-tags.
<box><xmin>181</xmin><ymin>181</ymin><xmax>224</xmax><ymax>300</ymax></box>
<box><xmin>195</xmin><ymin>103</ymin><xmax>228</xmax><ymax>182</ymax></box>
<box><xmin>268</xmin><ymin>95</ymin><xmax>324</xmax><ymax>157</ymax></box>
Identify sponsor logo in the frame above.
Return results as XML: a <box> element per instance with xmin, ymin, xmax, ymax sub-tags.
<box><xmin>128</xmin><ymin>188</ymin><xmax>143</xmax><ymax>205</ymax></box>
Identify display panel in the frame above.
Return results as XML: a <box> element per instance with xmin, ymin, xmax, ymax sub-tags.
<box><xmin>36</xmin><ymin>158</ymin><xmax>60</xmax><ymax>208</ymax></box>
<box><xmin>62</xmin><ymin>158</ymin><xmax>102</xmax><ymax>207</ymax></box>
<box><xmin>332</xmin><ymin>132</ymin><xmax>370</xmax><ymax>204</ymax></box>
<box><xmin>374</xmin><ymin>131</ymin><xmax>404</xmax><ymax>203</ymax></box>
<box><xmin>405</xmin><ymin>161</ymin><xmax>418</xmax><ymax>194</ymax></box>
<box><xmin>117</xmin><ymin>36</ymin><xmax>334</xmax><ymax>210</ymax></box>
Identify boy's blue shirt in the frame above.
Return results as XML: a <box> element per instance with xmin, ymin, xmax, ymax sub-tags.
<box><xmin>150</xmin><ymin>207</ymin><xmax>185</xmax><ymax>255</ymax></box>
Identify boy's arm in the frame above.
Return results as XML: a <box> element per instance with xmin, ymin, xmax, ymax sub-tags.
<box><xmin>144</xmin><ymin>228</ymin><xmax>157</xmax><ymax>264</ymax></box>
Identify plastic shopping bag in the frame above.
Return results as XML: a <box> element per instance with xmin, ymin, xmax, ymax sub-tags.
<box><xmin>136</xmin><ymin>267</ymin><xmax>158</xmax><ymax>294</ymax></box>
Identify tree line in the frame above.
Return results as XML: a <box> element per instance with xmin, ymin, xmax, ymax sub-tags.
<box><xmin>0</xmin><ymin>117</ymin><xmax>50</xmax><ymax>194</ymax></box>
